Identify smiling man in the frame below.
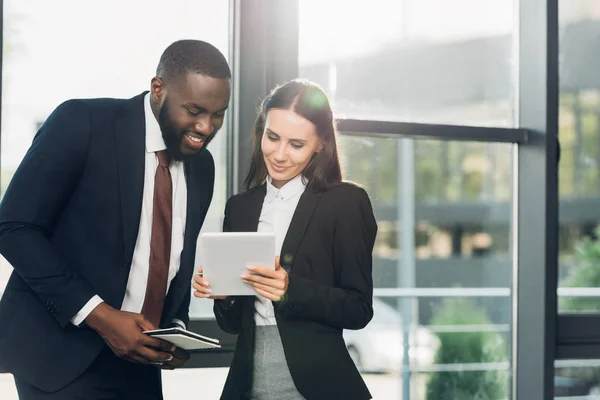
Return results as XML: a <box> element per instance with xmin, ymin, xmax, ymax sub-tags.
<box><xmin>0</xmin><ymin>40</ymin><xmax>230</xmax><ymax>400</ymax></box>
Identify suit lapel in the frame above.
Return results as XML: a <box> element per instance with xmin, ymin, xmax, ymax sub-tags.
<box><xmin>158</xmin><ymin>162</ymin><xmax>204</xmax><ymax>327</ymax></box>
<box><xmin>240</xmin><ymin>184</ymin><xmax>266</xmax><ymax>232</ymax></box>
<box><xmin>279</xmin><ymin>188</ymin><xmax>321</xmax><ymax>271</ymax></box>
<box><xmin>182</xmin><ymin>162</ymin><xmax>209</xmax><ymax>247</ymax></box>
<box><xmin>115</xmin><ymin>93</ymin><xmax>146</xmax><ymax>266</ymax></box>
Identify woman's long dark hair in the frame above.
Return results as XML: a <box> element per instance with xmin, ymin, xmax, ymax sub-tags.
<box><xmin>243</xmin><ymin>79</ymin><xmax>342</xmax><ymax>192</ymax></box>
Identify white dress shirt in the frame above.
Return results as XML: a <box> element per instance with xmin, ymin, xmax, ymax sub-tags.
<box><xmin>71</xmin><ymin>93</ymin><xmax>187</xmax><ymax>328</ymax></box>
<box><xmin>254</xmin><ymin>174</ymin><xmax>306</xmax><ymax>326</ymax></box>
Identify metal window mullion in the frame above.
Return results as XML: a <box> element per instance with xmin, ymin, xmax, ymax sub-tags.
<box><xmin>514</xmin><ymin>0</ymin><xmax>559</xmax><ymax>399</ymax></box>
<box><xmin>337</xmin><ymin>119</ymin><xmax>528</xmax><ymax>144</ymax></box>
<box><xmin>232</xmin><ymin>0</ymin><xmax>298</xmax><ymax>194</ymax></box>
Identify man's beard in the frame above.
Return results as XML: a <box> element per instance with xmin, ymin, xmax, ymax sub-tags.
<box><xmin>158</xmin><ymin>97</ymin><xmax>215</xmax><ymax>162</ymax></box>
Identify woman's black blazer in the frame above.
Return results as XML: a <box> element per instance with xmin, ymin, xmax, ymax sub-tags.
<box><xmin>214</xmin><ymin>182</ymin><xmax>377</xmax><ymax>400</ymax></box>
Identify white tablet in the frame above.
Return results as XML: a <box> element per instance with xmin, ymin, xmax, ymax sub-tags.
<box><xmin>144</xmin><ymin>328</ymin><xmax>221</xmax><ymax>351</ymax></box>
<box><xmin>198</xmin><ymin>232</ymin><xmax>276</xmax><ymax>296</ymax></box>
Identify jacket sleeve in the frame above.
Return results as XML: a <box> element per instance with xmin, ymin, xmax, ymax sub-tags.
<box><xmin>0</xmin><ymin>100</ymin><xmax>95</xmax><ymax>328</ymax></box>
<box><xmin>213</xmin><ymin>197</ymin><xmax>244</xmax><ymax>334</ymax></box>
<box><xmin>172</xmin><ymin>275</ymin><xmax>192</xmax><ymax>329</ymax></box>
<box><xmin>276</xmin><ymin>187</ymin><xmax>377</xmax><ymax>330</ymax></box>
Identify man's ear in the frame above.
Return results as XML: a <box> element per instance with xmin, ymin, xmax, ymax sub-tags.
<box><xmin>150</xmin><ymin>76</ymin><xmax>165</xmax><ymax>103</ymax></box>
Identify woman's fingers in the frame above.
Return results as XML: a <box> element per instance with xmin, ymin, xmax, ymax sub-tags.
<box><xmin>252</xmin><ymin>286</ymin><xmax>284</xmax><ymax>302</ymax></box>
<box><xmin>246</xmin><ymin>265</ymin><xmax>278</xmax><ymax>278</ymax></box>
<box><xmin>192</xmin><ymin>269</ymin><xmax>212</xmax><ymax>298</ymax></box>
<box><xmin>241</xmin><ymin>272</ymin><xmax>285</xmax><ymax>290</ymax></box>
<box><xmin>243</xmin><ymin>279</ymin><xmax>284</xmax><ymax>298</ymax></box>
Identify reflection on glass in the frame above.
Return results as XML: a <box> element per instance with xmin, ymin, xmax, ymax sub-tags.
<box><xmin>558</xmin><ymin>0</ymin><xmax>600</xmax><ymax>312</ymax></box>
<box><xmin>339</xmin><ymin>135</ymin><xmax>512</xmax><ymax>398</ymax></box>
<box><xmin>555</xmin><ymin>360</ymin><xmax>600</xmax><ymax>398</ymax></box>
<box><xmin>0</xmin><ymin>0</ymin><xmax>230</xmax><ymax>320</ymax></box>
<box><xmin>298</xmin><ymin>0</ymin><xmax>516</xmax><ymax>126</ymax></box>
<box><xmin>348</xmin><ymin>297</ymin><xmax>511</xmax><ymax>399</ymax></box>
<box><xmin>340</xmin><ymin>136</ymin><xmax>512</xmax><ymax>266</ymax></box>
<box><xmin>424</xmin><ymin>297</ymin><xmax>509</xmax><ymax>400</ymax></box>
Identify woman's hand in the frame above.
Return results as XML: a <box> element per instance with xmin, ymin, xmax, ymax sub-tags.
<box><xmin>241</xmin><ymin>256</ymin><xmax>288</xmax><ymax>301</ymax></box>
<box><xmin>192</xmin><ymin>267</ymin><xmax>228</xmax><ymax>300</ymax></box>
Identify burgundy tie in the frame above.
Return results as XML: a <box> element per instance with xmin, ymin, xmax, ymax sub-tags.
<box><xmin>142</xmin><ymin>150</ymin><xmax>172</xmax><ymax>327</ymax></box>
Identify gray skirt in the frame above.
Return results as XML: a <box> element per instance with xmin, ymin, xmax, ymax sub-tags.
<box><xmin>250</xmin><ymin>325</ymin><xmax>307</xmax><ymax>400</ymax></box>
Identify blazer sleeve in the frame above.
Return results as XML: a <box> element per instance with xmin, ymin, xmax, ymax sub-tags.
<box><xmin>172</xmin><ymin>298</ymin><xmax>191</xmax><ymax>329</ymax></box>
<box><xmin>276</xmin><ymin>187</ymin><xmax>377</xmax><ymax>330</ymax></box>
<box><xmin>213</xmin><ymin>196</ymin><xmax>244</xmax><ymax>334</ymax></box>
<box><xmin>0</xmin><ymin>100</ymin><xmax>95</xmax><ymax>328</ymax></box>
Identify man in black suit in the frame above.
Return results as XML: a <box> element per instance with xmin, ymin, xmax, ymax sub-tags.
<box><xmin>0</xmin><ymin>39</ymin><xmax>231</xmax><ymax>400</ymax></box>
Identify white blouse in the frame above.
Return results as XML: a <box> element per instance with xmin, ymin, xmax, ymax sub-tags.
<box><xmin>254</xmin><ymin>174</ymin><xmax>306</xmax><ymax>326</ymax></box>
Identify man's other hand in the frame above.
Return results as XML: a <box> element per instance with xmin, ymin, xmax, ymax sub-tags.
<box><xmin>84</xmin><ymin>302</ymin><xmax>175</xmax><ymax>364</ymax></box>
<box><xmin>160</xmin><ymin>347</ymin><xmax>191</xmax><ymax>370</ymax></box>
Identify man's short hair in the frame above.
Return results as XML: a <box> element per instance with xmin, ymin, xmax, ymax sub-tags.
<box><xmin>156</xmin><ymin>40</ymin><xmax>231</xmax><ymax>81</ymax></box>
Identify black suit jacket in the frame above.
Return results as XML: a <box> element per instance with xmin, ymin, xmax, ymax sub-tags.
<box><xmin>0</xmin><ymin>93</ymin><xmax>214</xmax><ymax>392</ymax></box>
<box><xmin>214</xmin><ymin>182</ymin><xmax>377</xmax><ymax>400</ymax></box>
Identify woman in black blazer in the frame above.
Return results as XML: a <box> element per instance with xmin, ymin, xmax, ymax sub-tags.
<box><xmin>194</xmin><ymin>79</ymin><xmax>377</xmax><ymax>400</ymax></box>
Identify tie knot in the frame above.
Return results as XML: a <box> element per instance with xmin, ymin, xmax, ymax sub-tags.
<box><xmin>156</xmin><ymin>150</ymin><xmax>170</xmax><ymax>167</ymax></box>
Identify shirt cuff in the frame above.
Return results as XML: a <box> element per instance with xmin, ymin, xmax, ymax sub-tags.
<box><xmin>71</xmin><ymin>295</ymin><xmax>104</xmax><ymax>326</ymax></box>
<box><xmin>170</xmin><ymin>319</ymin><xmax>186</xmax><ymax>330</ymax></box>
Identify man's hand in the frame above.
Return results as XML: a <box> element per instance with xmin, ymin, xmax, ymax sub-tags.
<box><xmin>160</xmin><ymin>347</ymin><xmax>191</xmax><ymax>370</ymax></box>
<box><xmin>84</xmin><ymin>302</ymin><xmax>175</xmax><ymax>364</ymax></box>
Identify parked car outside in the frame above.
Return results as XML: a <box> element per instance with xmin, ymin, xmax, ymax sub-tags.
<box><xmin>343</xmin><ymin>298</ymin><xmax>439</xmax><ymax>373</ymax></box>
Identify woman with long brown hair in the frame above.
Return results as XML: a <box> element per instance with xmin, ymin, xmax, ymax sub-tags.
<box><xmin>194</xmin><ymin>79</ymin><xmax>377</xmax><ymax>400</ymax></box>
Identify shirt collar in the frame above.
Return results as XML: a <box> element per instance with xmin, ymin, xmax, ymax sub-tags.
<box><xmin>265</xmin><ymin>174</ymin><xmax>306</xmax><ymax>203</ymax></box>
<box><xmin>144</xmin><ymin>92</ymin><xmax>167</xmax><ymax>154</ymax></box>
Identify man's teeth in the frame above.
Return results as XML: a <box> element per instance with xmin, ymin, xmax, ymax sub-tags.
<box><xmin>186</xmin><ymin>133</ymin><xmax>204</xmax><ymax>143</ymax></box>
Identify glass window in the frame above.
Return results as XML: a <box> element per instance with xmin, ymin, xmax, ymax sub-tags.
<box><xmin>339</xmin><ymin>135</ymin><xmax>513</xmax><ymax>399</ymax></box>
<box><xmin>557</xmin><ymin>0</ymin><xmax>600</xmax><ymax>312</ymax></box>
<box><xmin>0</xmin><ymin>0</ymin><xmax>229</xmax><ymax>318</ymax></box>
<box><xmin>0</xmin><ymin>0</ymin><xmax>231</xmax><ymax>395</ymax></box>
<box><xmin>555</xmin><ymin>360</ymin><xmax>600</xmax><ymax>399</ymax></box>
<box><xmin>298</xmin><ymin>0</ymin><xmax>517</xmax><ymax>127</ymax></box>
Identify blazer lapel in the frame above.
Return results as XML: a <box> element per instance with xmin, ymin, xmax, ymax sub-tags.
<box><xmin>182</xmin><ymin>162</ymin><xmax>208</xmax><ymax>246</ymax></box>
<box><xmin>240</xmin><ymin>184</ymin><xmax>266</xmax><ymax>232</ymax></box>
<box><xmin>115</xmin><ymin>93</ymin><xmax>146</xmax><ymax>266</ymax></box>
<box><xmin>279</xmin><ymin>188</ymin><xmax>321</xmax><ymax>271</ymax></box>
<box><xmin>159</xmin><ymin>156</ymin><xmax>213</xmax><ymax>327</ymax></box>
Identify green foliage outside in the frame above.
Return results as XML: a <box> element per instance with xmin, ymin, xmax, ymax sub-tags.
<box><xmin>426</xmin><ymin>298</ymin><xmax>509</xmax><ymax>400</ymax></box>
<box><xmin>557</xmin><ymin>226</ymin><xmax>600</xmax><ymax>389</ymax></box>
<box><xmin>560</xmin><ymin>225</ymin><xmax>600</xmax><ymax>312</ymax></box>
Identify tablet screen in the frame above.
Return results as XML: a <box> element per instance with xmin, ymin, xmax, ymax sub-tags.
<box><xmin>198</xmin><ymin>232</ymin><xmax>276</xmax><ymax>296</ymax></box>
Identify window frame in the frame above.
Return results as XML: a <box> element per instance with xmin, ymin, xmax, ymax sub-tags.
<box><xmin>230</xmin><ymin>1</ymin><xmax>560</xmax><ymax>399</ymax></box>
<box><xmin>2</xmin><ymin>1</ymin><xmax>591</xmax><ymax>398</ymax></box>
